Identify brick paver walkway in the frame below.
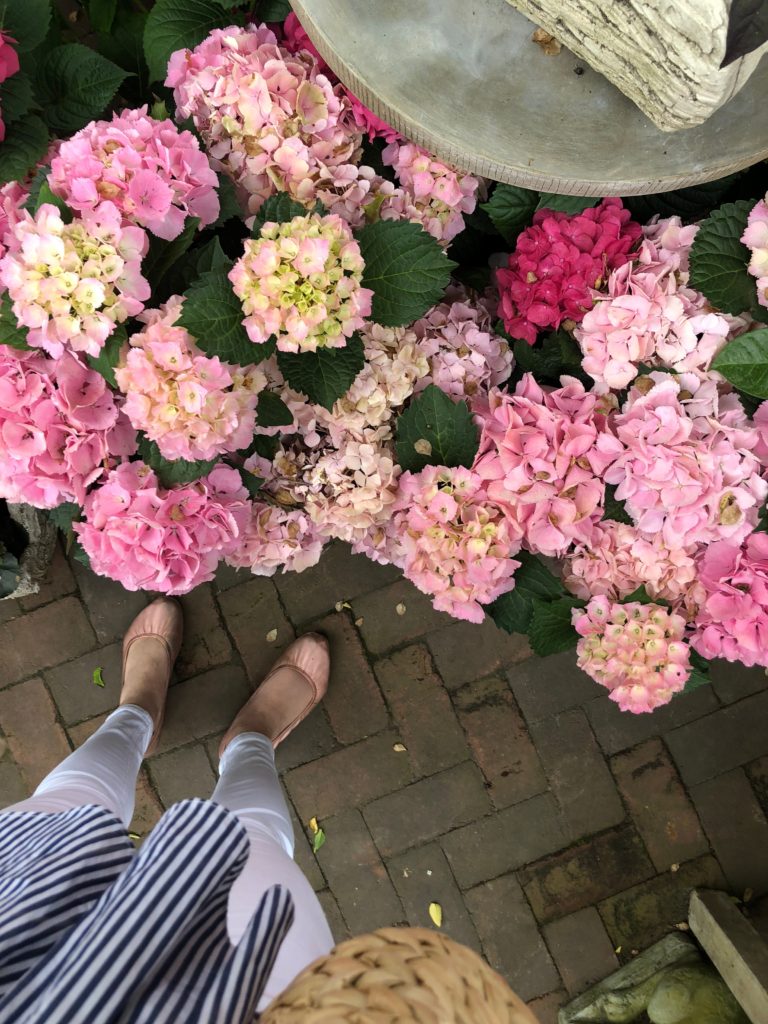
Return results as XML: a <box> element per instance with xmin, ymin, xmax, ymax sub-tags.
<box><xmin>2</xmin><ymin>541</ymin><xmax>768</xmax><ymax>1022</ymax></box>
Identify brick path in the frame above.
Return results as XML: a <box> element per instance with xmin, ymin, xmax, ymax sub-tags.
<box><xmin>2</xmin><ymin>541</ymin><xmax>768</xmax><ymax>1022</ymax></box>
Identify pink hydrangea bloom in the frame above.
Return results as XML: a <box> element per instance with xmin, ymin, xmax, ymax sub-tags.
<box><xmin>472</xmin><ymin>374</ymin><xmax>616</xmax><ymax>557</ymax></box>
<box><xmin>49</xmin><ymin>107</ymin><xmax>219</xmax><ymax>240</ymax></box>
<box><xmin>742</xmin><ymin>197</ymin><xmax>768</xmax><ymax>309</ymax></box>
<box><xmin>497</xmin><ymin>198</ymin><xmax>642</xmax><ymax>345</ymax></box>
<box><xmin>115</xmin><ymin>297</ymin><xmax>266</xmax><ymax>461</ymax></box>
<box><xmin>166</xmin><ymin>24</ymin><xmax>361</xmax><ymax>218</ymax></box>
<box><xmin>412</xmin><ymin>290</ymin><xmax>513</xmax><ymax>399</ymax></box>
<box><xmin>225</xmin><ymin>501</ymin><xmax>325</xmax><ymax>576</ymax></box>
<box><xmin>378</xmin><ymin>142</ymin><xmax>480</xmax><ymax>244</ymax></box>
<box><xmin>754</xmin><ymin>400</ymin><xmax>768</xmax><ymax>466</ymax></box>
<box><xmin>0</xmin><ymin>346</ymin><xmax>135</xmax><ymax>508</ymax></box>
<box><xmin>0</xmin><ymin>202</ymin><xmax>149</xmax><ymax>358</ymax></box>
<box><xmin>0</xmin><ymin>30</ymin><xmax>20</xmax><ymax>143</ymax></box>
<box><xmin>574</xmin><ymin>596</ymin><xmax>691</xmax><ymax>713</ymax></box>
<box><xmin>347</xmin><ymin>92</ymin><xmax>402</xmax><ymax>143</ymax></box>
<box><xmin>75</xmin><ymin>461</ymin><xmax>250</xmax><ymax>594</ymax></box>
<box><xmin>603</xmin><ymin>374</ymin><xmax>767</xmax><ymax>549</ymax></box>
<box><xmin>0</xmin><ymin>181</ymin><xmax>28</xmax><ymax>260</ymax></box>
<box><xmin>390</xmin><ymin>465</ymin><xmax>521</xmax><ymax>623</ymax></box>
<box><xmin>564</xmin><ymin>521</ymin><xmax>699</xmax><ymax>603</ymax></box>
<box><xmin>229</xmin><ymin>211</ymin><xmax>371</xmax><ymax>352</ymax></box>
<box><xmin>691</xmin><ymin>532</ymin><xmax>768</xmax><ymax>667</ymax></box>
<box><xmin>282</xmin><ymin>12</ymin><xmax>328</xmax><ymax>72</ymax></box>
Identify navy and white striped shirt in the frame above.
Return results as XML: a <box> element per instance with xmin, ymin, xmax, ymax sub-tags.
<box><xmin>0</xmin><ymin>800</ymin><xmax>294</xmax><ymax>1023</ymax></box>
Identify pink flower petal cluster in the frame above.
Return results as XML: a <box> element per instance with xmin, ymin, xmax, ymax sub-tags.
<box><xmin>0</xmin><ymin>181</ymin><xmax>28</xmax><ymax>260</ymax></box>
<box><xmin>0</xmin><ymin>346</ymin><xmax>134</xmax><ymax>508</ymax></box>
<box><xmin>166</xmin><ymin>24</ymin><xmax>361</xmax><ymax>219</ymax></box>
<box><xmin>75</xmin><ymin>462</ymin><xmax>250</xmax><ymax>594</ymax></box>
<box><xmin>742</xmin><ymin>197</ymin><xmax>768</xmax><ymax>309</ymax></box>
<box><xmin>412</xmin><ymin>290</ymin><xmax>513</xmax><ymax>399</ymax></box>
<box><xmin>564</xmin><ymin>521</ymin><xmax>698</xmax><ymax>603</ymax></box>
<box><xmin>115</xmin><ymin>297</ymin><xmax>266</xmax><ymax>461</ymax></box>
<box><xmin>472</xmin><ymin>374</ymin><xmax>616</xmax><ymax>557</ymax></box>
<box><xmin>49</xmin><ymin>107</ymin><xmax>219</xmax><ymax>241</ymax></box>
<box><xmin>229</xmin><ymin>211</ymin><xmax>371</xmax><ymax>352</ymax></box>
<box><xmin>225</xmin><ymin>501</ymin><xmax>325</xmax><ymax>576</ymax></box>
<box><xmin>282</xmin><ymin>12</ymin><xmax>328</xmax><ymax>72</ymax></box>
<box><xmin>390</xmin><ymin>465</ymin><xmax>521</xmax><ymax>623</ymax></box>
<box><xmin>603</xmin><ymin>374</ymin><xmax>767</xmax><ymax>549</ymax></box>
<box><xmin>574</xmin><ymin>597</ymin><xmax>691</xmax><ymax>713</ymax></box>
<box><xmin>0</xmin><ymin>30</ymin><xmax>20</xmax><ymax>143</ymax></box>
<box><xmin>497</xmin><ymin>199</ymin><xmax>642</xmax><ymax>345</ymax></box>
<box><xmin>0</xmin><ymin>202</ymin><xmax>149</xmax><ymax>358</ymax></box>
<box><xmin>347</xmin><ymin>92</ymin><xmax>402</xmax><ymax>143</ymax></box>
<box><xmin>691</xmin><ymin>533</ymin><xmax>768</xmax><ymax>667</ymax></box>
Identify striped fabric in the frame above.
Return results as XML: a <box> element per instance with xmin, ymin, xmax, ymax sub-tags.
<box><xmin>0</xmin><ymin>799</ymin><xmax>294</xmax><ymax>1024</ymax></box>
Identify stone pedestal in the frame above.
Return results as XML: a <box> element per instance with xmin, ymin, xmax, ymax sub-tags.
<box><xmin>0</xmin><ymin>503</ymin><xmax>57</xmax><ymax>600</ymax></box>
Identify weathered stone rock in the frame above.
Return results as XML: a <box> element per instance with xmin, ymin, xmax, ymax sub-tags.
<box><xmin>1</xmin><ymin>504</ymin><xmax>56</xmax><ymax>600</ymax></box>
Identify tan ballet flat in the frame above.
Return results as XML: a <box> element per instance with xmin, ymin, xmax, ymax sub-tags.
<box><xmin>219</xmin><ymin>633</ymin><xmax>330</xmax><ymax>757</ymax></box>
<box><xmin>121</xmin><ymin>597</ymin><xmax>184</xmax><ymax>754</ymax></box>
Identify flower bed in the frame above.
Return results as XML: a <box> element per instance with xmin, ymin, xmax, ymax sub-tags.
<box><xmin>1</xmin><ymin>3</ymin><xmax>768</xmax><ymax>714</ymax></box>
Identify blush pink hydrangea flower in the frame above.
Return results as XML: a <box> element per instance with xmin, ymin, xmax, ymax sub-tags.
<box><xmin>0</xmin><ymin>30</ymin><xmax>20</xmax><ymax>143</ymax></box>
<box><xmin>574</xmin><ymin>597</ymin><xmax>692</xmax><ymax>713</ymax></box>
<box><xmin>48</xmin><ymin>107</ymin><xmax>219</xmax><ymax>241</ymax></box>
<box><xmin>167</xmin><ymin>24</ymin><xmax>361</xmax><ymax>218</ymax></box>
<box><xmin>390</xmin><ymin>465</ymin><xmax>521</xmax><ymax>623</ymax></box>
<box><xmin>379</xmin><ymin>142</ymin><xmax>480</xmax><ymax>244</ymax></box>
<box><xmin>0</xmin><ymin>180</ymin><xmax>28</xmax><ymax>260</ymax></box>
<box><xmin>115</xmin><ymin>297</ymin><xmax>266</xmax><ymax>461</ymax></box>
<box><xmin>0</xmin><ymin>346</ymin><xmax>135</xmax><ymax>508</ymax></box>
<box><xmin>472</xmin><ymin>374</ymin><xmax>616</xmax><ymax>557</ymax></box>
<box><xmin>603</xmin><ymin>374</ymin><xmax>767</xmax><ymax>549</ymax></box>
<box><xmin>412</xmin><ymin>289</ymin><xmax>513</xmax><ymax>399</ymax></box>
<box><xmin>497</xmin><ymin>198</ymin><xmax>642</xmax><ymax>345</ymax></box>
<box><xmin>225</xmin><ymin>501</ymin><xmax>326</xmax><ymax>576</ymax></box>
<box><xmin>282</xmin><ymin>12</ymin><xmax>328</xmax><ymax>71</ymax></box>
<box><xmin>742</xmin><ymin>197</ymin><xmax>768</xmax><ymax>309</ymax></box>
<box><xmin>691</xmin><ymin>532</ymin><xmax>768</xmax><ymax>667</ymax></box>
<box><xmin>75</xmin><ymin>461</ymin><xmax>250</xmax><ymax>594</ymax></box>
<box><xmin>229</xmin><ymin>211</ymin><xmax>372</xmax><ymax>352</ymax></box>
<box><xmin>0</xmin><ymin>202</ymin><xmax>149</xmax><ymax>358</ymax></box>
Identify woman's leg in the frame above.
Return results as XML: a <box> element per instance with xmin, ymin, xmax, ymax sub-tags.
<box><xmin>3</xmin><ymin>704</ymin><xmax>152</xmax><ymax>827</ymax></box>
<box><xmin>211</xmin><ymin>731</ymin><xmax>334</xmax><ymax>1010</ymax></box>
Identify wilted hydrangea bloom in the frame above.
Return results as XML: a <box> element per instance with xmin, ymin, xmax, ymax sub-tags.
<box><xmin>229</xmin><ymin>211</ymin><xmax>372</xmax><ymax>352</ymax></box>
<box><xmin>574</xmin><ymin>597</ymin><xmax>691</xmax><ymax>713</ymax></box>
<box><xmin>225</xmin><ymin>501</ymin><xmax>325</xmax><ymax>576</ymax></box>
<box><xmin>0</xmin><ymin>202</ymin><xmax>149</xmax><ymax>358</ymax></box>
<box><xmin>742</xmin><ymin>197</ymin><xmax>768</xmax><ymax>309</ymax></box>
<box><xmin>116</xmin><ymin>297</ymin><xmax>266</xmax><ymax>462</ymax></box>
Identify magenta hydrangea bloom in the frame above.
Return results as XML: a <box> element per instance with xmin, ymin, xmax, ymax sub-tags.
<box><xmin>0</xmin><ymin>30</ymin><xmax>20</xmax><ymax>143</ymax></box>
<box><xmin>691</xmin><ymin>533</ymin><xmax>768</xmax><ymax>667</ymax></box>
<box><xmin>75</xmin><ymin>462</ymin><xmax>251</xmax><ymax>594</ymax></box>
<box><xmin>347</xmin><ymin>92</ymin><xmax>402</xmax><ymax>143</ymax></box>
<box><xmin>390</xmin><ymin>465</ymin><xmax>522</xmax><ymax>623</ymax></box>
<box><xmin>225</xmin><ymin>501</ymin><xmax>326</xmax><ymax>576</ymax></box>
<box><xmin>0</xmin><ymin>347</ymin><xmax>135</xmax><ymax>508</ymax></box>
<box><xmin>0</xmin><ymin>202</ymin><xmax>149</xmax><ymax>359</ymax></box>
<box><xmin>497</xmin><ymin>198</ymin><xmax>642</xmax><ymax>345</ymax></box>
<box><xmin>574</xmin><ymin>597</ymin><xmax>691</xmax><ymax>713</ymax></box>
<box><xmin>49</xmin><ymin>107</ymin><xmax>219</xmax><ymax>241</ymax></box>
<box><xmin>742</xmin><ymin>197</ymin><xmax>768</xmax><ymax>310</ymax></box>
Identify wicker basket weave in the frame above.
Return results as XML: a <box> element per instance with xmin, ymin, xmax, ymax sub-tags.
<box><xmin>260</xmin><ymin>927</ymin><xmax>538</xmax><ymax>1024</ymax></box>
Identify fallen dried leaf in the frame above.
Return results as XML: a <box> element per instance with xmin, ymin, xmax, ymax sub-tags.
<box><xmin>354</xmin><ymin>617</ymin><xmax>364</xmax><ymax>627</ymax></box>
<box><xmin>265</xmin><ymin>628</ymin><xmax>278</xmax><ymax>642</ymax></box>
<box><xmin>312</xmin><ymin>828</ymin><xmax>326</xmax><ymax>853</ymax></box>
<box><xmin>532</xmin><ymin>27</ymin><xmax>561</xmax><ymax>55</ymax></box>
<box><xmin>308</xmin><ymin>817</ymin><xmax>319</xmax><ymax>835</ymax></box>
<box><xmin>428</xmin><ymin>902</ymin><xmax>442</xmax><ymax>927</ymax></box>
<box><xmin>395</xmin><ymin>603</ymin><xmax>406</xmax><ymax>616</ymax></box>
<box><xmin>414</xmin><ymin>439</ymin><xmax>432</xmax><ymax>456</ymax></box>
<box><xmin>393</xmin><ymin>743</ymin><xmax>407</xmax><ymax>752</ymax></box>
<box><xmin>92</xmin><ymin>667</ymin><xmax>105</xmax><ymax>688</ymax></box>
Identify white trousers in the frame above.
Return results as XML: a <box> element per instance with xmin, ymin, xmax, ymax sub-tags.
<box><xmin>4</xmin><ymin>705</ymin><xmax>334</xmax><ymax>1010</ymax></box>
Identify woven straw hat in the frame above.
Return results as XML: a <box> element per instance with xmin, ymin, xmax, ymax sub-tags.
<box><xmin>260</xmin><ymin>927</ymin><xmax>539</xmax><ymax>1023</ymax></box>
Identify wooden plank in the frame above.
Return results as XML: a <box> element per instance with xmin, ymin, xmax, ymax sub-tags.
<box><xmin>689</xmin><ymin>889</ymin><xmax>768</xmax><ymax>1024</ymax></box>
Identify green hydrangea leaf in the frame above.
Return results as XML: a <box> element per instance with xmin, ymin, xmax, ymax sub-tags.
<box><xmin>480</xmin><ymin>184</ymin><xmax>538</xmax><ymax>245</ymax></box>
<box><xmin>0</xmin><ymin>293</ymin><xmax>31</xmax><ymax>350</ymax></box>
<box><xmin>488</xmin><ymin>552</ymin><xmax>565</xmax><ymax>635</ymax></box>
<box><xmin>250</xmin><ymin>191</ymin><xmax>308</xmax><ymax>235</ymax></box>
<box><xmin>35</xmin><ymin>44</ymin><xmax>129</xmax><ymax>134</ymax></box>
<box><xmin>237</xmin><ymin>467</ymin><xmax>264</xmax><ymax>498</ymax></box>
<box><xmin>88</xmin><ymin>0</ymin><xmax>117</xmax><ymax>34</ymax></box>
<box><xmin>257</xmin><ymin>391</ymin><xmax>293</xmax><ymax>428</ymax></box>
<box><xmin>48</xmin><ymin>502</ymin><xmax>82</xmax><ymax>533</ymax></box>
<box><xmin>178</xmin><ymin>268</ymin><xmax>275</xmax><ymax>365</ymax></box>
<box><xmin>528</xmin><ymin>597</ymin><xmax>583</xmax><ymax>657</ymax></box>
<box><xmin>136</xmin><ymin>435</ymin><xmax>218</xmax><ymax>486</ymax></box>
<box><xmin>86</xmin><ymin>324</ymin><xmax>127</xmax><ymax>388</ymax></box>
<box><xmin>143</xmin><ymin>0</ymin><xmax>227</xmax><ymax>83</ymax></box>
<box><xmin>0</xmin><ymin>115</ymin><xmax>49</xmax><ymax>185</ymax></box>
<box><xmin>395</xmin><ymin>384</ymin><xmax>478</xmax><ymax>472</ymax></box>
<box><xmin>512</xmin><ymin>330</ymin><xmax>588</xmax><ymax>385</ymax></box>
<box><xmin>143</xmin><ymin>216</ymin><xmax>200</xmax><ymax>286</ymax></box>
<box><xmin>689</xmin><ymin>200</ymin><xmax>757</xmax><ymax>315</ymax></box>
<box><xmin>711</xmin><ymin>327</ymin><xmax>768</xmax><ymax>398</ymax></box>
<box><xmin>602</xmin><ymin>483</ymin><xmax>633</xmax><ymax>525</ymax></box>
<box><xmin>1</xmin><ymin>0</ymin><xmax>51</xmax><ymax>52</ymax></box>
<box><xmin>213</xmin><ymin>173</ymin><xmax>243</xmax><ymax>227</ymax></box>
<box><xmin>1</xmin><ymin>72</ymin><xmax>34</xmax><ymax>127</ymax></box>
<box><xmin>34</xmin><ymin>182</ymin><xmax>72</xmax><ymax>222</ymax></box>
<box><xmin>622</xmin><ymin>174</ymin><xmax>742</xmax><ymax>222</ymax></box>
<box><xmin>684</xmin><ymin>649</ymin><xmax>712</xmax><ymax>693</ymax></box>
<box><xmin>357</xmin><ymin>220</ymin><xmax>457</xmax><ymax>327</ymax></box>
<box><xmin>536</xmin><ymin>193</ymin><xmax>600</xmax><ymax>214</ymax></box>
<box><xmin>277</xmin><ymin>335</ymin><xmax>365</xmax><ymax>410</ymax></box>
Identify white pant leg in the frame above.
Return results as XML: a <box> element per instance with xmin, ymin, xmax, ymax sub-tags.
<box><xmin>2</xmin><ymin>704</ymin><xmax>151</xmax><ymax>827</ymax></box>
<box><xmin>212</xmin><ymin>733</ymin><xmax>334</xmax><ymax>1010</ymax></box>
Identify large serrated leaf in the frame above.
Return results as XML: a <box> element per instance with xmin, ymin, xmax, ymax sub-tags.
<box><xmin>602</xmin><ymin>483</ymin><xmax>634</xmax><ymax>525</ymax></box>
<box><xmin>87</xmin><ymin>324</ymin><xmax>127</xmax><ymax>388</ymax></box>
<box><xmin>395</xmin><ymin>385</ymin><xmax>479</xmax><ymax>472</ymax></box>
<box><xmin>137</xmin><ymin>435</ymin><xmax>218</xmax><ymax>486</ymax></box>
<box><xmin>143</xmin><ymin>0</ymin><xmax>227</xmax><ymax>83</ymax></box>
<box><xmin>257</xmin><ymin>391</ymin><xmax>293</xmax><ymax>428</ymax></box>
<box><xmin>1</xmin><ymin>0</ymin><xmax>51</xmax><ymax>52</ymax></box>
<box><xmin>536</xmin><ymin>194</ymin><xmax>600</xmax><ymax>214</ymax></box>
<box><xmin>213</xmin><ymin>173</ymin><xmax>243</xmax><ymax>227</ymax></box>
<box><xmin>489</xmin><ymin>551</ymin><xmax>565</xmax><ymax>635</ymax></box>
<box><xmin>528</xmin><ymin>597</ymin><xmax>583</xmax><ymax>657</ymax></box>
<box><xmin>277</xmin><ymin>336</ymin><xmax>365</xmax><ymax>410</ymax></box>
<box><xmin>0</xmin><ymin>73</ymin><xmax>34</xmax><ymax>127</ymax></box>
<box><xmin>142</xmin><ymin>216</ymin><xmax>200</xmax><ymax>283</ymax></box>
<box><xmin>255</xmin><ymin>0</ymin><xmax>291</xmax><ymax>18</ymax></box>
<box><xmin>0</xmin><ymin>115</ymin><xmax>48</xmax><ymax>185</ymax></box>
<box><xmin>178</xmin><ymin>268</ymin><xmax>274</xmax><ymax>366</ymax></box>
<box><xmin>88</xmin><ymin>0</ymin><xmax>117</xmax><ymax>34</ymax></box>
<box><xmin>0</xmin><ymin>293</ymin><xmax>31</xmax><ymax>350</ymax></box>
<box><xmin>35</xmin><ymin>44</ymin><xmax>129</xmax><ymax>134</ymax></box>
<box><xmin>480</xmin><ymin>184</ymin><xmax>538</xmax><ymax>245</ymax></box>
<box><xmin>357</xmin><ymin>220</ymin><xmax>456</xmax><ymax>327</ymax></box>
<box><xmin>689</xmin><ymin>200</ymin><xmax>757</xmax><ymax>315</ymax></box>
<box><xmin>711</xmin><ymin>327</ymin><xmax>768</xmax><ymax>398</ymax></box>
<box><xmin>251</xmin><ymin>192</ymin><xmax>308</xmax><ymax>236</ymax></box>
<box><xmin>512</xmin><ymin>330</ymin><xmax>587</xmax><ymax>386</ymax></box>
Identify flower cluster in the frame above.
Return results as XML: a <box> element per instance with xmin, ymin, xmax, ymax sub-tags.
<box><xmin>573</xmin><ymin>597</ymin><xmax>692</xmax><ymax>713</ymax></box>
<box><xmin>229</xmin><ymin>211</ymin><xmax>371</xmax><ymax>352</ymax></box>
<box><xmin>389</xmin><ymin>466</ymin><xmax>521</xmax><ymax>623</ymax></box>
<box><xmin>115</xmin><ymin>297</ymin><xmax>266</xmax><ymax>461</ymax></box>
<box><xmin>0</xmin><ymin>181</ymin><xmax>28</xmax><ymax>260</ymax></box>
<box><xmin>75</xmin><ymin>461</ymin><xmax>250</xmax><ymax>594</ymax></box>
<box><xmin>167</xmin><ymin>24</ymin><xmax>361</xmax><ymax>218</ymax></box>
<box><xmin>0</xmin><ymin>30</ymin><xmax>19</xmax><ymax>142</ymax></box>
<box><xmin>0</xmin><ymin>346</ymin><xmax>134</xmax><ymax>508</ymax></box>
<box><xmin>225</xmin><ymin>501</ymin><xmax>325</xmax><ymax>576</ymax></box>
<box><xmin>0</xmin><ymin>202</ymin><xmax>149</xmax><ymax>358</ymax></box>
<box><xmin>49</xmin><ymin>108</ymin><xmax>219</xmax><ymax>240</ymax></box>
<box><xmin>742</xmin><ymin>197</ymin><xmax>768</xmax><ymax>310</ymax></box>
<box><xmin>497</xmin><ymin>199</ymin><xmax>642</xmax><ymax>345</ymax></box>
